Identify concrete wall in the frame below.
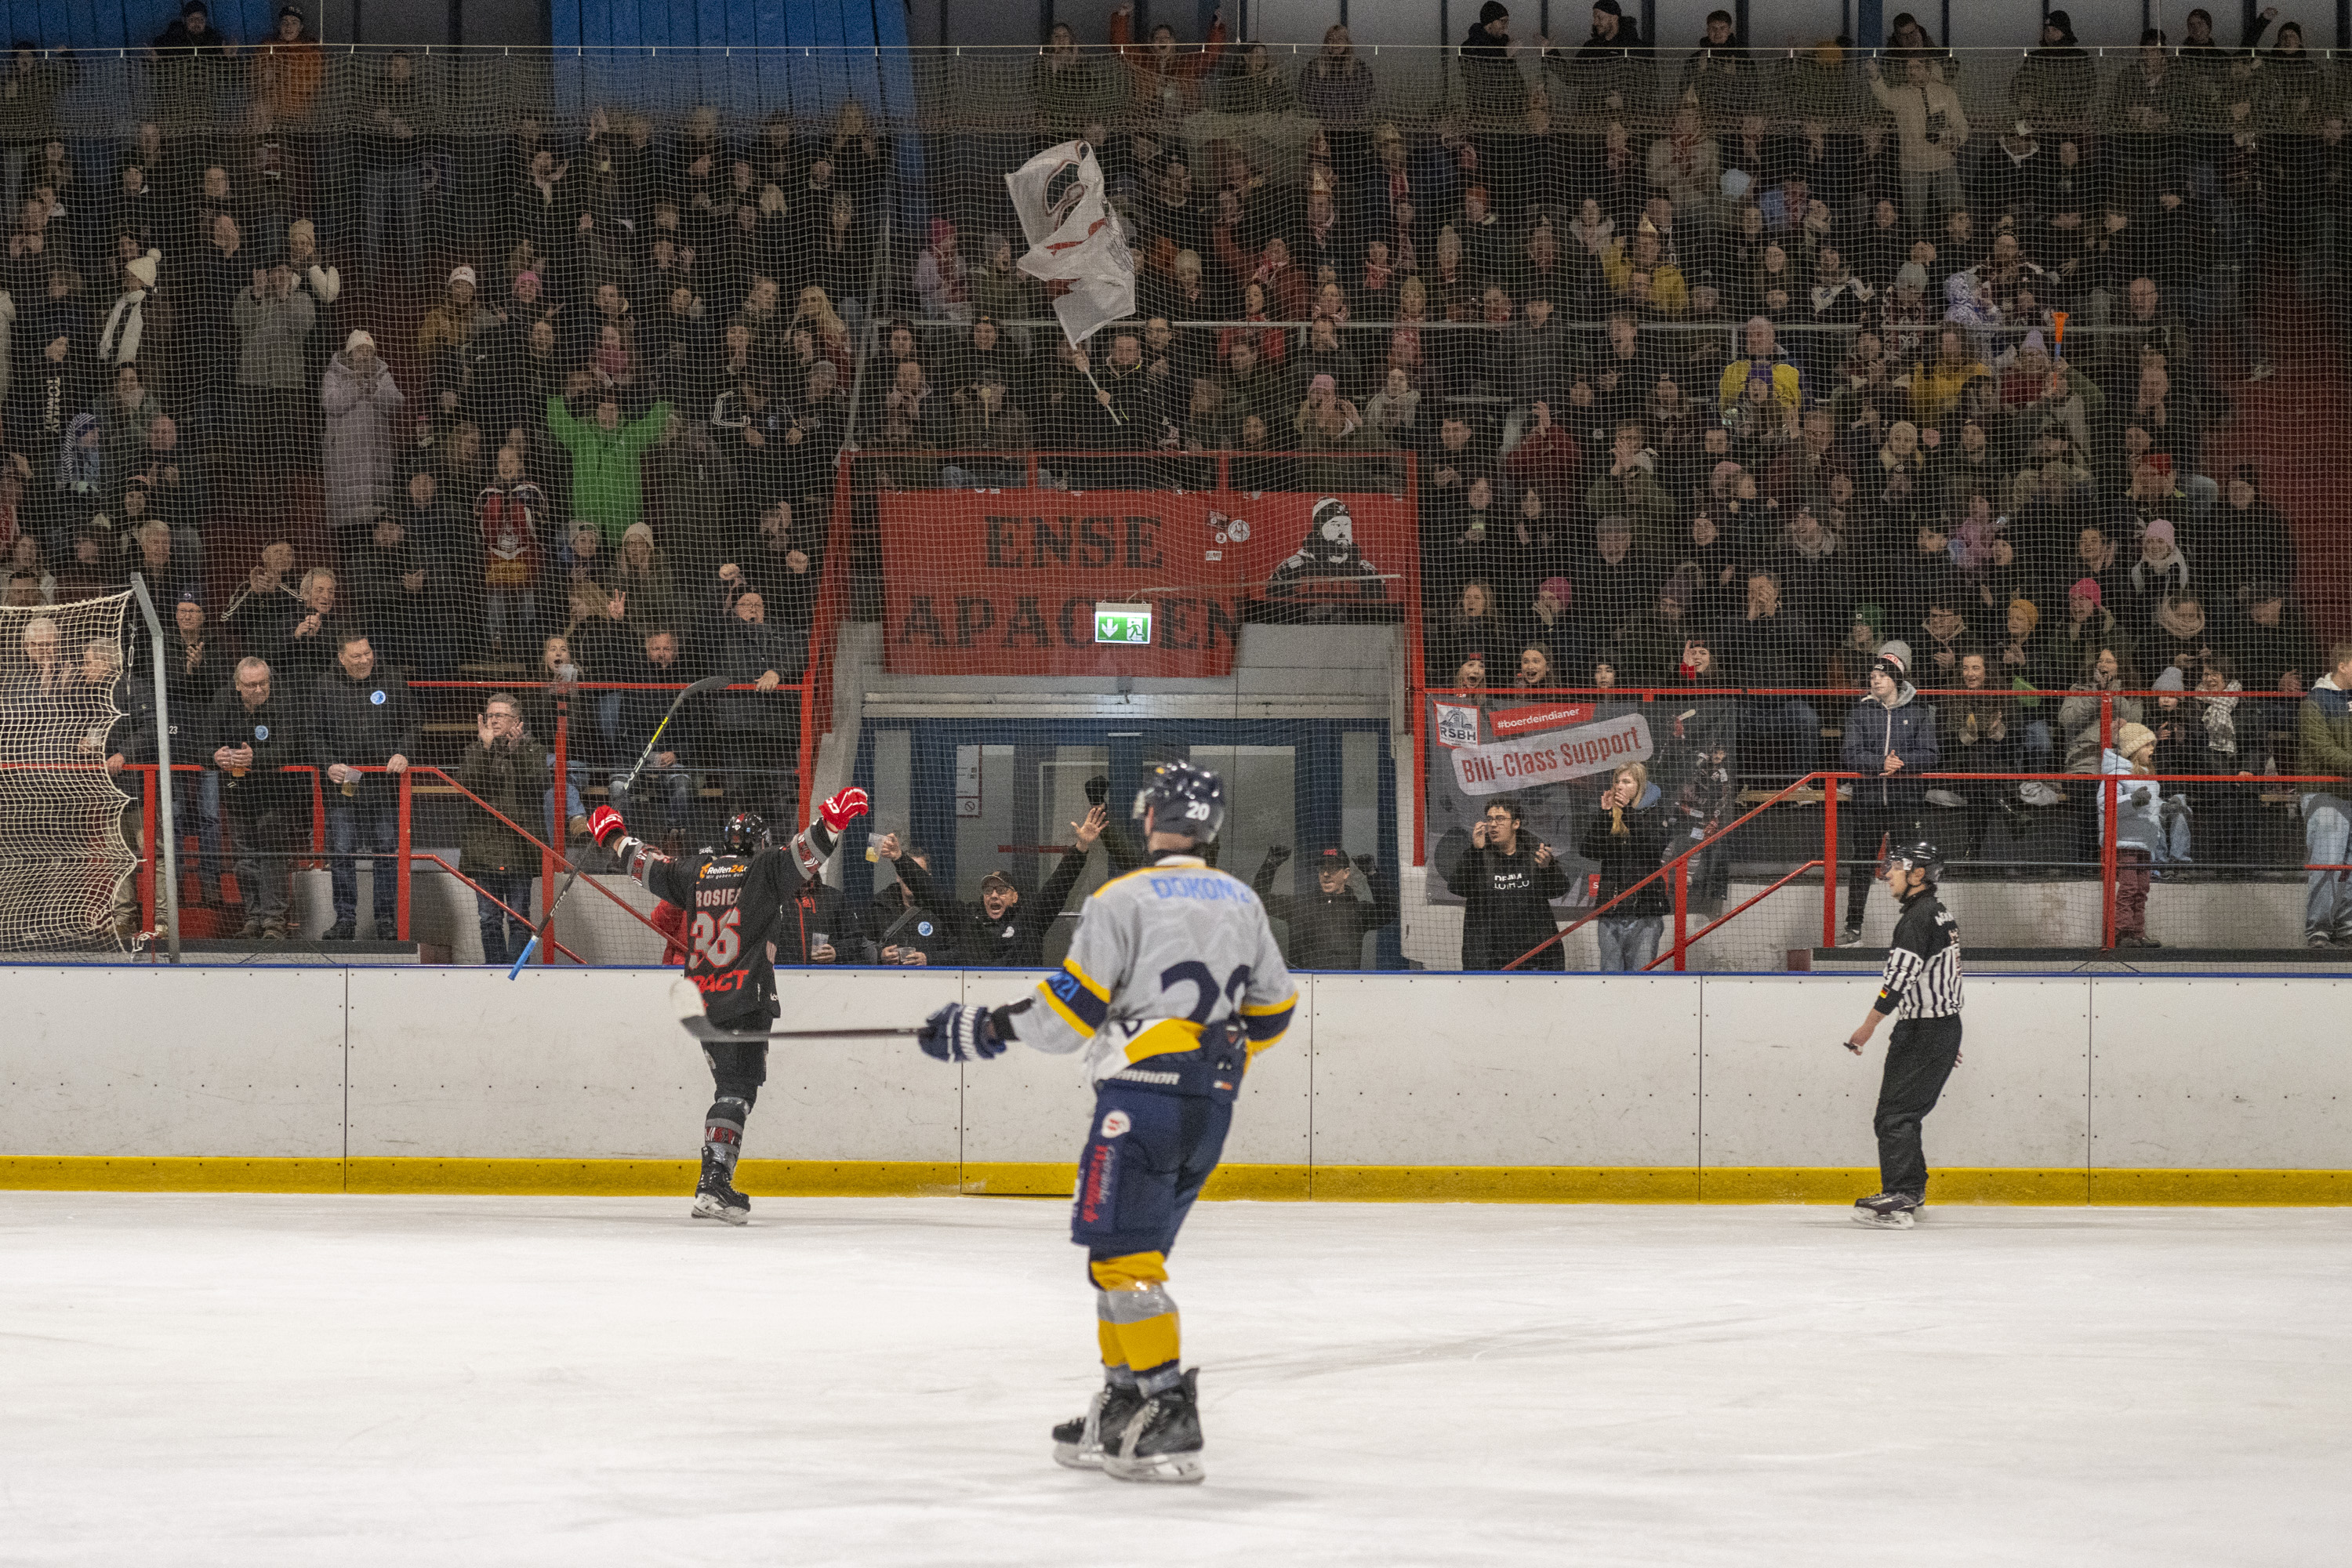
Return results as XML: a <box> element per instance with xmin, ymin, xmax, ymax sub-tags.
<box><xmin>15</xmin><ymin>967</ymin><xmax>2351</xmax><ymax>1198</ymax></box>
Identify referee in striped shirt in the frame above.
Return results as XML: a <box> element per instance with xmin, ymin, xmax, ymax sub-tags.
<box><xmin>1842</xmin><ymin>840</ymin><xmax>1964</xmax><ymax>1229</ymax></box>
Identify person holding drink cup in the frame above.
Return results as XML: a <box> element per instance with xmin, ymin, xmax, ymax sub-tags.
<box><xmin>207</xmin><ymin>656</ymin><xmax>307</xmax><ymax>941</ymax></box>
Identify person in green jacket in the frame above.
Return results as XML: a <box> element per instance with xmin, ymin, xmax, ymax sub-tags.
<box><xmin>545</xmin><ymin>394</ymin><xmax>672</xmax><ymax>543</ymax></box>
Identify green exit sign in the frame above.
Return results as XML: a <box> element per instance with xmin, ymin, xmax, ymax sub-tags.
<box><xmin>1094</xmin><ymin>603</ymin><xmax>1154</xmax><ymax>645</ymax></box>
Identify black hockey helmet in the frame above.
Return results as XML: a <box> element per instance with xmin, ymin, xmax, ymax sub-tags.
<box><xmin>1133</xmin><ymin>760</ymin><xmax>1225</xmax><ymax>843</ymax></box>
<box><xmin>722</xmin><ymin>812</ymin><xmax>771</xmax><ymax>855</ymax></box>
<box><xmin>1885</xmin><ymin>839</ymin><xmax>1944</xmax><ymax>880</ymax></box>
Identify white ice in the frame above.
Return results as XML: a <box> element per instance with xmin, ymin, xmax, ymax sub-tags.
<box><xmin>2</xmin><ymin>1195</ymin><xmax>2347</xmax><ymax>1567</ymax></box>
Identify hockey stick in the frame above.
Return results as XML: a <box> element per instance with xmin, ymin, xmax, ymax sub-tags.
<box><xmin>508</xmin><ymin>673</ymin><xmax>735</xmax><ymax>978</ymax></box>
<box><xmin>679</xmin><ymin>1018</ymin><xmax>926</xmax><ymax>1044</ymax></box>
<box><xmin>669</xmin><ymin>979</ymin><xmax>922</xmax><ymax>1043</ymax></box>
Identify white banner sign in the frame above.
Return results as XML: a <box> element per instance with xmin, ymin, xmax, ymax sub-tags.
<box><xmin>1450</xmin><ymin>713</ymin><xmax>1654</xmax><ymax>797</ymax></box>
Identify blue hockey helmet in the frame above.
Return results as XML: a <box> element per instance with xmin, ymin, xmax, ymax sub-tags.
<box><xmin>1133</xmin><ymin>760</ymin><xmax>1226</xmax><ymax>842</ymax></box>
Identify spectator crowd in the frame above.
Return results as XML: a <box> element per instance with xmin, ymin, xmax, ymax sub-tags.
<box><xmin>0</xmin><ymin>3</ymin><xmax>2346</xmax><ymax>957</ymax></box>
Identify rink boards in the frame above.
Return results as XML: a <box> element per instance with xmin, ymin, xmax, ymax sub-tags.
<box><xmin>14</xmin><ymin>967</ymin><xmax>2351</xmax><ymax>1201</ymax></box>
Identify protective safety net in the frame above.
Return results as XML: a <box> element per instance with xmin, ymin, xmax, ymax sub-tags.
<box><xmin>7</xmin><ymin>23</ymin><xmax>2347</xmax><ymax>967</ymax></box>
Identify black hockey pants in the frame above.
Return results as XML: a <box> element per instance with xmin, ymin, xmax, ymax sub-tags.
<box><xmin>1874</xmin><ymin>1015</ymin><xmax>1962</xmax><ymax>1199</ymax></box>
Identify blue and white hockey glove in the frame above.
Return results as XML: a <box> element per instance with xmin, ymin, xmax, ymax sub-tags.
<box><xmin>918</xmin><ymin>1002</ymin><xmax>1006</xmax><ymax>1062</ymax></box>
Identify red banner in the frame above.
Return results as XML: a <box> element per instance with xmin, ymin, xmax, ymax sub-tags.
<box><xmin>877</xmin><ymin>490</ymin><xmax>1417</xmax><ymax>677</ymax></box>
<box><xmin>1489</xmin><ymin>702</ymin><xmax>1594</xmax><ymax>738</ymax></box>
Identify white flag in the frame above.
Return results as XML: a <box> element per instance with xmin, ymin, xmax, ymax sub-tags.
<box><xmin>1004</xmin><ymin>140</ymin><xmax>1136</xmax><ymax>347</ymax></box>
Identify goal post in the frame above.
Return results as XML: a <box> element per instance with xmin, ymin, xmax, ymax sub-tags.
<box><xmin>129</xmin><ymin>575</ymin><xmax>181</xmax><ymax>965</ymax></box>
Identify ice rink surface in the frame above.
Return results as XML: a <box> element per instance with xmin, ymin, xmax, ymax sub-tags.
<box><xmin>3</xmin><ymin>1194</ymin><xmax>2347</xmax><ymax>1568</ymax></box>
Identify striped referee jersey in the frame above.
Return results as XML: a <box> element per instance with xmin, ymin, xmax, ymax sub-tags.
<box><xmin>1874</xmin><ymin>891</ymin><xmax>1964</xmax><ymax>1021</ymax></box>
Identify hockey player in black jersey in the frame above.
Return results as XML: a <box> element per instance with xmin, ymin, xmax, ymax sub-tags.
<box><xmin>1842</xmin><ymin>840</ymin><xmax>1965</xmax><ymax>1229</ymax></box>
<box><xmin>584</xmin><ymin>787</ymin><xmax>872</xmax><ymax>1224</ymax></box>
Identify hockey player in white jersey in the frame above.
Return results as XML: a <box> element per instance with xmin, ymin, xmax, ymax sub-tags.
<box><xmin>916</xmin><ymin>760</ymin><xmax>1294</xmax><ymax>1486</ymax></box>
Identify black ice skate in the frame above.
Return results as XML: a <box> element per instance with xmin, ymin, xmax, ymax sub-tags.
<box><xmin>691</xmin><ymin>1159</ymin><xmax>750</xmax><ymax>1225</ymax></box>
<box><xmin>1051</xmin><ymin>1381</ymin><xmax>1143</xmax><ymax>1471</ymax></box>
<box><xmin>1103</xmin><ymin>1369</ymin><xmax>1204</xmax><ymax>1485</ymax></box>
<box><xmin>1853</xmin><ymin>1191</ymin><xmax>1922</xmax><ymax>1229</ymax></box>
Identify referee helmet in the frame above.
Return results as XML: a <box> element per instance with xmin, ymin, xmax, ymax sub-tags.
<box><xmin>1885</xmin><ymin>839</ymin><xmax>1944</xmax><ymax>881</ymax></box>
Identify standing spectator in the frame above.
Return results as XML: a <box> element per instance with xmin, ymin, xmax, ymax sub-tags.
<box><xmin>208</xmin><ymin>656</ymin><xmax>302</xmax><ymax>941</ymax></box>
<box><xmin>2298</xmin><ymin>643</ymin><xmax>2352</xmax><ymax>949</ymax></box>
<box><xmin>608</xmin><ymin>626</ymin><xmax>695</xmax><ymax>840</ymax></box>
<box><xmin>321</xmin><ymin>328</ymin><xmax>403</xmax><ymax>532</ymax></box>
<box><xmin>1579</xmin><ymin>762</ymin><xmax>1670</xmax><ymax>971</ymax></box>
<box><xmin>456</xmin><ymin>690</ymin><xmax>548</xmax><ymax>967</ymax></box>
<box><xmin>1867</xmin><ymin>54</ymin><xmax>1969</xmax><ymax>235</ymax></box>
<box><xmin>545</xmin><ymin>393</ymin><xmax>672</xmax><ymax>543</ymax></box>
<box><xmin>708</xmin><ymin>588</ymin><xmax>804</xmax><ymax>822</ymax></box>
<box><xmin>1249</xmin><ymin>844</ymin><xmax>1397</xmax><ymax>970</ymax></box>
<box><xmin>1838</xmin><ymin>641</ymin><xmax>1940</xmax><ymax>944</ymax></box>
<box><xmin>231</xmin><ymin>252</ymin><xmax>315</xmax><ymax>485</ymax></box>
<box><xmin>360</xmin><ymin>52</ymin><xmax>426</xmax><ymax>278</ymax></box>
<box><xmin>310</xmin><ymin>631</ymin><xmax>416</xmax><ymax>941</ymax></box>
<box><xmin>1721</xmin><ymin>568</ymin><xmax>1821</xmax><ymax>782</ymax></box>
<box><xmin>2100</xmin><ymin>720</ymin><xmax>2175</xmax><ymax>948</ymax></box>
<box><xmin>1445</xmin><ymin>793</ymin><xmax>1570</xmax><ymax>970</ymax></box>
<box><xmin>1457</xmin><ymin>4</ymin><xmax>1528</xmax><ymax>125</ymax></box>
<box><xmin>474</xmin><ymin>444</ymin><xmax>547</xmax><ymax>655</ymax></box>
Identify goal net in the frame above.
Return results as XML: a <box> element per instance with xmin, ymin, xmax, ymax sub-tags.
<box><xmin>0</xmin><ymin>593</ymin><xmax>139</xmax><ymax>953</ymax></box>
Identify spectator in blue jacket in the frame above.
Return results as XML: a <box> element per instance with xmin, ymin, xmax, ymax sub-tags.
<box><xmin>1839</xmin><ymin>639</ymin><xmax>1940</xmax><ymax>944</ymax></box>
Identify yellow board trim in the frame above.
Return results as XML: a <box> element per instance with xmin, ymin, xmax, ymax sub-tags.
<box><xmin>5</xmin><ymin>1159</ymin><xmax>2350</xmax><ymax>1205</ymax></box>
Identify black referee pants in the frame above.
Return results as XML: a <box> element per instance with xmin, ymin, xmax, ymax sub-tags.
<box><xmin>1874</xmin><ymin>1015</ymin><xmax>1962</xmax><ymax>1199</ymax></box>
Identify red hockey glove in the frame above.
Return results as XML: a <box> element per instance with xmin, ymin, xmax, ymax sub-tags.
<box><xmin>587</xmin><ymin>804</ymin><xmax>629</xmax><ymax>849</ymax></box>
<box><xmin>820</xmin><ymin>787</ymin><xmax>871</xmax><ymax>833</ymax></box>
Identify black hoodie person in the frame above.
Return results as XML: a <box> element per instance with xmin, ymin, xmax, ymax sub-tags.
<box><xmin>1458</xmin><ymin>2</ymin><xmax>1528</xmax><ymax>122</ymax></box>
<box><xmin>1444</xmin><ymin>793</ymin><xmax>1570</xmax><ymax>971</ymax></box>
<box><xmin>2014</xmin><ymin>10</ymin><xmax>2096</xmax><ymax>125</ymax></box>
<box><xmin>1251</xmin><ymin>844</ymin><xmax>1399</xmax><ymax>971</ymax></box>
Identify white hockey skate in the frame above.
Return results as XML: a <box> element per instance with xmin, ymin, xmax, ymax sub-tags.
<box><xmin>1852</xmin><ymin>1192</ymin><xmax>1922</xmax><ymax>1229</ymax></box>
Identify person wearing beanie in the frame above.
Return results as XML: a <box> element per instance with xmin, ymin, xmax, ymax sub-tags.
<box><xmin>258</xmin><ymin>5</ymin><xmax>323</xmax><ymax>127</ymax></box>
<box><xmin>2015</xmin><ymin>9</ymin><xmax>2096</xmax><ymax>124</ymax></box>
<box><xmin>1459</xmin><ymin>2</ymin><xmax>1529</xmax><ymax>121</ymax></box>
<box><xmin>2100</xmin><ymin>719</ymin><xmax>2172</xmax><ymax>946</ymax></box>
<box><xmin>419</xmin><ymin>266</ymin><xmax>492</xmax><ymax>365</ymax></box>
<box><xmin>1838</xmin><ymin>639</ymin><xmax>1940</xmax><ymax>943</ymax></box>
<box><xmin>321</xmin><ymin>325</ymin><xmax>405</xmax><ymax>531</ymax></box>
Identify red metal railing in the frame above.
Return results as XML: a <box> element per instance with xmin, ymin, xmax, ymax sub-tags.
<box><xmin>1442</xmin><ymin>685</ymin><xmax>2350</xmax><ymax>963</ymax></box>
